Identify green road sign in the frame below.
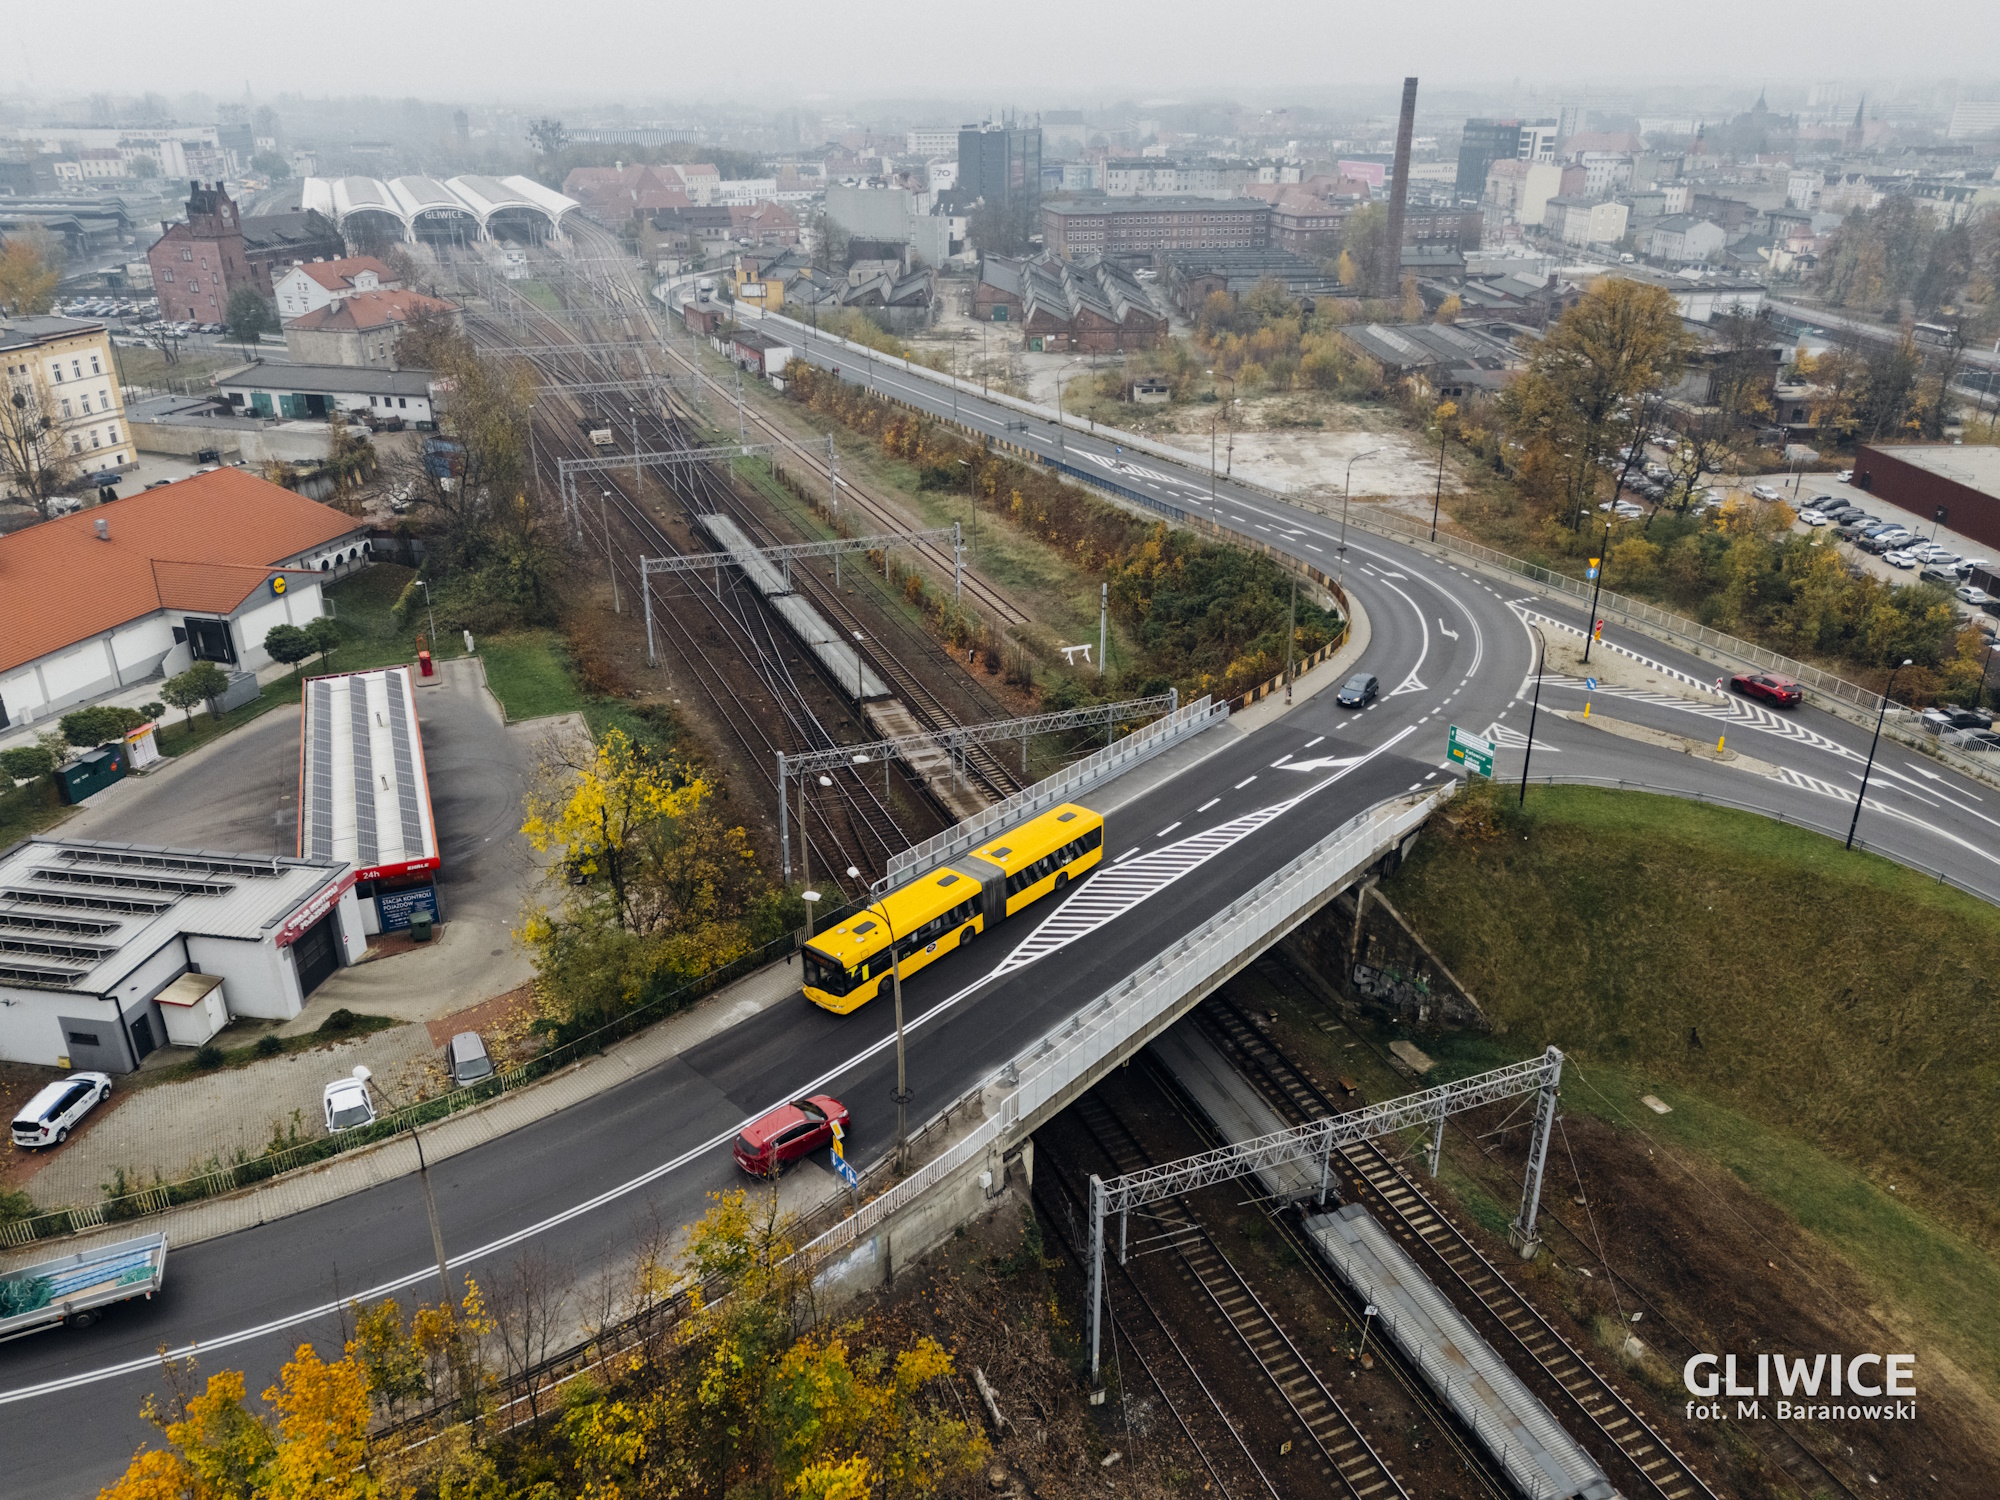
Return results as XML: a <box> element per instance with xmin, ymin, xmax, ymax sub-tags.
<box><xmin>1448</xmin><ymin>724</ymin><xmax>1494</xmax><ymax>777</ymax></box>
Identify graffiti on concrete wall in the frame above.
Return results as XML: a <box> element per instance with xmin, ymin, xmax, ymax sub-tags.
<box><xmin>1351</xmin><ymin>960</ymin><xmax>1438</xmax><ymax>1024</ymax></box>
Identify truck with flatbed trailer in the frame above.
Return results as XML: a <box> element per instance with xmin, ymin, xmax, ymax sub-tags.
<box><xmin>0</xmin><ymin>1232</ymin><xmax>168</xmax><ymax>1342</ymax></box>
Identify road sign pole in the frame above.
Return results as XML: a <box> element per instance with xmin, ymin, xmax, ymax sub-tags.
<box><xmin>1581</xmin><ymin>522</ymin><xmax>1610</xmax><ymax>665</ymax></box>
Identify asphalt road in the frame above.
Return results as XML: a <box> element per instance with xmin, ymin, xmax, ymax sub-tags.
<box><xmin>9</xmin><ymin>297</ymin><xmax>2000</xmax><ymax>1494</ymax></box>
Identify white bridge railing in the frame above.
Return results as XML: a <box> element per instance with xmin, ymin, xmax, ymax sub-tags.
<box><xmin>879</xmin><ymin>694</ymin><xmax>1226</xmax><ymax>890</ymax></box>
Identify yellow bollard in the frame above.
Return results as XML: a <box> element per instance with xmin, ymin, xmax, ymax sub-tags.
<box><xmin>1583</xmin><ymin>701</ymin><xmax>1591</xmax><ymax>719</ymax></box>
<box><xmin>1718</xmin><ymin>733</ymin><xmax>1726</xmax><ymax>752</ymax></box>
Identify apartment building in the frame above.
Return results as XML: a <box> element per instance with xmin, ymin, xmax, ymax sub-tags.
<box><xmin>2</xmin><ymin>316</ymin><xmax>133</xmax><ymax>475</ymax></box>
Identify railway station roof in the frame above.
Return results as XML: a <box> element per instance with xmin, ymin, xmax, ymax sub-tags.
<box><xmin>300</xmin><ymin>174</ymin><xmax>579</xmax><ymax>234</ymax></box>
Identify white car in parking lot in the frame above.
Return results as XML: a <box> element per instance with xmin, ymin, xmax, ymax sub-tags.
<box><xmin>1959</xmin><ymin>586</ymin><xmax>1991</xmax><ymax>606</ymax></box>
<box><xmin>1797</xmin><ymin>507</ymin><xmax>1829</xmax><ymax>525</ymax></box>
<box><xmin>1751</xmin><ymin>484</ymin><xmax>1782</xmax><ymax>501</ymax></box>
<box><xmin>1884</xmin><ymin>550</ymin><xmax>1918</xmax><ymax>569</ymax></box>
<box><xmin>323</xmin><ymin>1076</ymin><xmax>377</xmax><ymax>1134</ymax></box>
<box><xmin>11</xmin><ymin>1073</ymin><xmax>112</xmax><ymax>1148</ymax></box>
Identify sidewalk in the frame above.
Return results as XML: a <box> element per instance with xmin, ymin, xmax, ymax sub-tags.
<box><xmin>3</xmin><ymin>957</ymin><xmax>802</xmax><ymax>1270</ymax></box>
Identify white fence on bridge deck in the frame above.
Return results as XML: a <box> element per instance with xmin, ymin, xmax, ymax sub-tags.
<box><xmin>803</xmin><ymin>787</ymin><xmax>1450</xmax><ymax>1275</ymax></box>
<box><xmin>878</xmin><ymin>694</ymin><xmax>1226</xmax><ymax>891</ymax></box>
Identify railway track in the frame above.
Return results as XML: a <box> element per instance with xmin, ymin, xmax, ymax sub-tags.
<box><xmin>1056</xmin><ymin>1090</ymin><xmax>1415</xmax><ymax>1500</ymax></box>
<box><xmin>452</xmin><ymin>291</ymin><xmax>917</xmax><ymax>880</ymax></box>
<box><xmin>549</xmin><ymin>231</ymin><xmax>1031</xmax><ymax>631</ymax></box>
<box><xmin>1191</xmin><ymin>990</ymin><xmax>1723</xmax><ymax>1500</ymax></box>
<box><xmin>1247</xmin><ymin>952</ymin><xmax>1873</xmax><ymax>1500</ymax></box>
<box><xmin>464</xmin><ymin>249</ymin><xmax>1029</xmax><ymax>804</ymax></box>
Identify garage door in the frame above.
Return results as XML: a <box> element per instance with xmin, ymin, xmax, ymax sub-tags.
<box><xmin>293</xmin><ymin>914</ymin><xmax>340</xmax><ymax>997</ymax></box>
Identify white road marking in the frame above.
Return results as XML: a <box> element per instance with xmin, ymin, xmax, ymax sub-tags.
<box><xmin>1271</xmin><ymin>754</ymin><xmax>1293</xmax><ymax>766</ymax></box>
<box><xmin>1235</xmin><ymin>776</ymin><xmax>1257</xmax><ymax>789</ymax></box>
<box><xmin>1115</xmin><ymin>847</ymin><xmax>1141</xmax><ymax>862</ymax></box>
<box><xmin>1156</xmin><ymin>822</ymin><xmax>1182</xmax><ymax>837</ymax></box>
<box><xmin>1197</xmin><ymin>798</ymin><xmax>1219</xmax><ymax>812</ymax></box>
<box><xmin>1304</xmin><ymin>735</ymin><xmax>1325</xmax><ymax>748</ymax></box>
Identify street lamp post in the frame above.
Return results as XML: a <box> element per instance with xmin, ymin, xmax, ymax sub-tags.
<box><xmin>958</xmin><ymin>457</ymin><xmax>975</xmax><ymax>556</ymax></box>
<box><xmin>1981</xmin><ymin>640</ymin><xmax>2000</xmax><ymax>713</ymax></box>
<box><xmin>417</xmin><ymin>579</ymin><xmax>438</xmax><ymax>654</ymax></box>
<box><xmin>601</xmin><ymin>491</ymin><xmax>620</xmax><ymax>614</ymax></box>
<box><xmin>1430</xmin><ymin>419</ymin><xmax>1448</xmax><ymax>542</ymax></box>
<box><xmin>352</xmin><ymin>1065</ymin><xmax>453</xmax><ymax>1308</ymax></box>
<box><xmin>1337</xmin><ymin>448</ymin><xmax>1382</xmax><ymax>588</ymax></box>
<box><xmin>1848</xmin><ymin>659</ymin><xmax>1913</xmax><ymax>851</ymax></box>
<box><xmin>1055</xmin><ymin>357</ymin><xmax>1084</xmax><ymax>453</ymax></box>
<box><xmin>1519</xmin><ymin>626</ymin><xmax>1548</xmax><ymax>807</ymax></box>
<box><xmin>1284</xmin><ymin>573</ymin><xmax>1298</xmax><ymax>703</ymax></box>
<box><xmin>852</xmin><ymin>630</ymin><xmax>866</xmax><ymax>703</ymax></box>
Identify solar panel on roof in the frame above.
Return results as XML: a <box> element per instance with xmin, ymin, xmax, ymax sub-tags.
<box><xmin>60</xmin><ymin>848</ymin><xmax>281</xmax><ymax>879</ymax></box>
<box><xmin>384</xmin><ymin>670</ymin><xmax>425</xmax><ymax>857</ymax></box>
<box><xmin>309</xmin><ymin>681</ymin><xmax>335</xmax><ymax>860</ymax></box>
<box><xmin>350</xmin><ymin>679</ymin><xmax>378</xmax><ymax>865</ymax></box>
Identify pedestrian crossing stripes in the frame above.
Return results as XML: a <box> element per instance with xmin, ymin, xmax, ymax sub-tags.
<box><xmin>986</xmin><ymin>727</ymin><xmax>1415</xmax><ymax>979</ymax></box>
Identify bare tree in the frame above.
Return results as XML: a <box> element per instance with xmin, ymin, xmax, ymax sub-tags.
<box><xmin>488</xmin><ymin>1247</ymin><xmax>575</xmax><ymax>1430</ymax></box>
<box><xmin>0</xmin><ymin>374</ymin><xmax>82</xmax><ymax>518</ymax></box>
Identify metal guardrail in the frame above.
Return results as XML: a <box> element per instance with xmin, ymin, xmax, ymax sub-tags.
<box><xmin>806</xmin><ymin>790</ymin><xmax>1449</xmax><ymax>1271</ymax></box>
<box><xmin>879</xmin><ymin>694</ymin><xmax>1226</xmax><ymax>890</ymax></box>
<box><xmin>1041</xmin><ymin>454</ymin><xmax>1189</xmax><ymax>523</ymax></box>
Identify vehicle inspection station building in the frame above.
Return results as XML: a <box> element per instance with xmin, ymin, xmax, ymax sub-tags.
<box><xmin>0</xmin><ymin>837</ymin><xmax>368</xmax><ymax>1073</ymax></box>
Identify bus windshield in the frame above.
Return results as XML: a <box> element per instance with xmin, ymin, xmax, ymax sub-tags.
<box><xmin>802</xmin><ymin>948</ymin><xmax>854</xmax><ymax>996</ymax></box>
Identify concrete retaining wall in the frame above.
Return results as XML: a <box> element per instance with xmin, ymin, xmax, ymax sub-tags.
<box><xmin>1281</xmin><ymin>878</ymin><xmax>1488</xmax><ymax>1031</ymax></box>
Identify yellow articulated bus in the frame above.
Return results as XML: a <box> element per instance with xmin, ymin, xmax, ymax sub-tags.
<box><xmin>801</xmin><ymin>802</ymin><xmax>1105</xmax><ymax>1013</ymax></box>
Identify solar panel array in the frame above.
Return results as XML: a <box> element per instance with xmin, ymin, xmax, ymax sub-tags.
<box><xmin>60</xmin><ymin>848</ymin><xmax>283</xmax><ymax>880</ymax></box>
<box><xmin>383</xmin><ymin>669</ymin><xmax>425</xmax><ymax>858</ymax></box>
<box><xmin>307</xmin><ymin>680</ymin><xmax>337</xmax><ymax>861</ymax></box>
<box><xmin>349</xmin><ymin>680</ymin><xmax>379</xmax><ymax>867</ymax></box>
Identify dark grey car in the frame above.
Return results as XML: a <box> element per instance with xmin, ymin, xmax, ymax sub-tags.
<box><xmin>1336</xmin><ymin>673</ymin><xmax>1380</xmax><ymax>708</ymax></box>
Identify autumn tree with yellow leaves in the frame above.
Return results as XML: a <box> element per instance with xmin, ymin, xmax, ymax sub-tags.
<box><xmin>520</xmin><ymin>725</ymin><xmax>794</xmax><ymax>1037</ymax></box>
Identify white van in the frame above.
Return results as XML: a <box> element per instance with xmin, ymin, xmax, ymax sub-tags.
<box><xmin>11</xmin><ymin>1073</ymin><xmax>112</xmax><ymax>1148</ymax></box>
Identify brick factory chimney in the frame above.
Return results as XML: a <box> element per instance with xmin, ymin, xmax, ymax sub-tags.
<box><xmin>1382</xmin><ymin>76</ymin><xmax>1419</xmax><ymax>299</ymax></box>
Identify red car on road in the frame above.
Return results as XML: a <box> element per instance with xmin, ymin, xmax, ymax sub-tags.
<box><xmin>734</xmin><ymin>1095</ymin><xmax>850</xmax><ymax>1177</ymax></box>
<box><xmin>1730</xmin><ymin>671</ymin><xmax>1802</xmax><ymax>708</ymax></box>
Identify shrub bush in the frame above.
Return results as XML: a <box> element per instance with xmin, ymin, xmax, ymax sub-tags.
<box><xmin>320</xmin><ymin>1008</ymin><xmax>356</xmax><ymax>1034</ymax></box>
<box><xmin>255</xmin><ymin>1034</ymin><xmax>284</xmax><ymax>1058</ymax></box>
<box><xmin>0</xmin><ymin>745</ymin><xmax>57</xmax><ymax>781</ymax></box>
<box><xmin>194</xmin><ymin>1045</ymin><xmax>224</xmax><ymax>1069</ymax></box>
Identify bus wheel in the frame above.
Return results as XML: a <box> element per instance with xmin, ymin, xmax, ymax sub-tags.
<box><xmin>960</xmin><ymin>925</ymin><xmax>975</xmax><ymax>947</ymax></box>
<box><xmin>1055</xmin><ymin>872</ymin><xmax>1069</xmax><ymax>891</ymax></box>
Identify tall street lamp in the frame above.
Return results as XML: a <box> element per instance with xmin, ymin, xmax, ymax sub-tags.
<box><xmin>1430</xmin><ymin>417</ymin><xmax>1449</xmax><ymax>543</ymax></box>
<box><xmin>352</xmin><ymin>1065</ymin><xmax>453</xmax><ymax>1308</ymax></box>
<box><xmin>1055</xmin><ymin>357</ymin><xmax>1085</xmax><ymax>454</ymax></box>
<box><xmin>1848</xmin><ymin>659</ymin><xmax>1912</xmax><ymax>851</ymax></box>
<box><xmin>1519</xmin><ymin>625</ymin><xmax>1548</xmax><ymax>807</ymax></box>
<box><xmin>600</xmin><ymin>490</ymin><xmax>620</xmax><ymax>614</ymax></box>
<box><xmin>851</xmin><ymin>630</ymin><xmax>866</xmax><ymax>703</ymax></box>
<box><xmin>958</xmin><ymin>457</ymin><xmax>975</xmax><ymax>556</ymax></box>
<box><xmin>1337</xmin><ymin>448</ymin><xmax>1383</xmax><ymax>588</ymax></box>
<box><xmin>1980</xmin><ymin>639</ymin><xmax>2000</xmax><ymax>713</ymax></box>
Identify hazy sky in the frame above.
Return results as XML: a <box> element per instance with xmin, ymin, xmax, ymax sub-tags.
<box><xmin>7</xmin><ymin>0</ymin><xmax>1998</xmax><ymax>104</ymax></box>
